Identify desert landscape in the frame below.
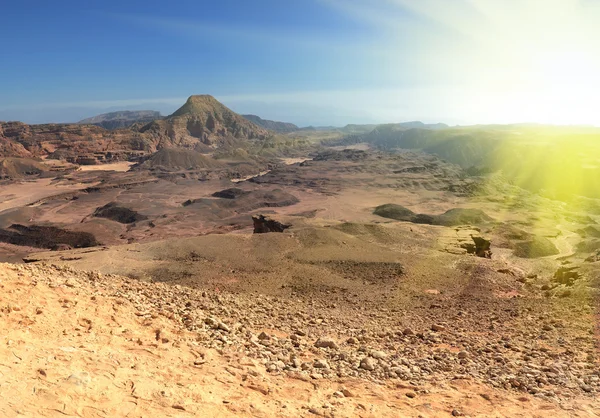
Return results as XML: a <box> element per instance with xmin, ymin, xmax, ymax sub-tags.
<box><xmin>0</xmin><ymin>94</ymin><xmax>598</xmax><ymax>417</ymax></box>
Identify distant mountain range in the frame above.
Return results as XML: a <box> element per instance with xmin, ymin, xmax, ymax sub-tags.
<box><xmin>2</xmin><ymin>96</ymin><xmax>600</xmax><ymax>200</ymax></box>
<box><xmin>241</xmin><ymin>115</ymin><xmax>299</xmax><ymax>133</ymax></box>
<box><xmin>78</xmin><ymin>110</ymin><xmax>162</xmax><ymax>130</ymax></box>
<box><xmin>0</xmin><ymin>95</ymin><xmax>272</xmax><ymax>161</ymax></box>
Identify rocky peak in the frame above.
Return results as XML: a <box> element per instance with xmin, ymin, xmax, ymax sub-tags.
<box><xmin>140</xmin><ymin>95</ymin><xmax>270</xmax><ymax>150</ymax></box>
<box><xmin>170</xmin><ymin>95</ymin><xmax>226</xmax><ymax>117</ymax></box>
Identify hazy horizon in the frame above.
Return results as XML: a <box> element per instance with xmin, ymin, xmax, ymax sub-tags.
<box><xmin>3</xmin><ymin>0</ymin><xmax>600</xmax><ymax>126</ymax></box>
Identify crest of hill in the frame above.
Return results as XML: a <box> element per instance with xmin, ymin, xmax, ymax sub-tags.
<box><xmin>139</xmin><ymin>95</ymin><xmax>270</xmax><ymax>150</ymax></box>
<box><xmin>78</xmin><ymin>110</ymin><xmax>161</xmax><ymax>130</ymax></box>
<box><xmin>134</xmin><ymin>147</ymin><xmax>224</xmax><ymax>171</ymax></box>
<box><xmin>242</xmin><ymin>114</ymin><xmax>299</xmax><ymax>133</ymax></box>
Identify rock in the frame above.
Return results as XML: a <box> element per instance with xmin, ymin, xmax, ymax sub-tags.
<box><xmin>553</xmin><ymin>266</ymin><xmax>581</xmax><ymax>286</ymax></box>
<box><xmin>452</xmin><ymin>409</ymin><xmax>464</xmax><ymax>416</ymax></box>
<box><xmin>258</xmin><ymin>332</ymin><xmax>270</xmax><ymax>340</ymax></box>
<box><xmin>406</xmin><ymin>392</ymin><xmax>416</xmax><ymax>398</ymax></box>
<box><xmin>248</xmin><ymin>383</ymin><xmax>270</xmax><ymax>395</ymax></box>
<box><xmin>460</xmin><ymin>236</ymin><xmax>492</xmax><ymax>258</ymax></box>
<box><xmin>315</xmin><ymin>337</ymin><xmax>339</xmax><ymax>349</ymax></box>
<box><xmin>585</xmin><ymin>250</ymin><xmax>600</xmax><ymax>263</ymax></box>
<box><xmin>332</xmin><ymin>391</ymin><xmax>345</xmax><ymax>398</ymax></box>
<box><xmin>66</xmin><ymin>372</ymin><xmax>91</xmax><ymax>387</ymax></box>
<box><xmin>252</xmin><ymin>215</ymin><xmax>291</xmax><ymax>233</ymax></box>
<box><xmin>431</xmin><ymin>324</ymin><xmax>446</xmax><ymax>332</ymax></box>
<box><xmin>371</xmin><ymin>350</ymin><xmax>387</xmax><ymax>360</ymax></box>
<box><xmin>542</xmin><ymin>324</ymin><xmax>553</xmax><ymax>332</ymax></box>
<box><xmin>457</xmin><ymin>351</ymin><xmax>468</xmax><ymax>359</ymax></box>
<box><xmin>218</xmin><ymin>322</ymin><xmax>230</xmax><ymax>332</ymax></box>
<box><xmin>314</xmin><ymin>359</ymin><xmax>330</xmax><ymax>369</ymax></box>
<box><xmin>341</xmin><ymin>388</ymin><xmax>355</xmax><ymax>398</ymax></box>
<box><xmin>403</xmin><ymin>328</ymin><xmax>415</xmax><ymax>336</ymax></box>
<box><xmin>360</xmin><ymin>357</ymin><xmax>377</xmax><ymax>371</ymax></box>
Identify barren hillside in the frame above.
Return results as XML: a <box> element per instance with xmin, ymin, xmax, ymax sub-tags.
<box><xmin>1</xmin><ymin>262</ymin><xmax>598</xmax><ymax>417</ymax></box>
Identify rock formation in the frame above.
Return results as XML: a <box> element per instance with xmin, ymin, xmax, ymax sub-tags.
<box><xmin>93</xmin><ymin>202</ymin><xmax>147</xmax><ymax>224</ymax></box>
<box><xmin>461</xmin><ymin>236</ymin><xmax>492</xmax><ymax>258</ymax></box>
<box><xmin>0</xmin><ymin>121</ymin><xmax>150</xmax><ymax>161</ymax></box>
<box><xmin>252</xmin><ymin>215</ymin><xmax>291</xmax><ymax>233</ymax></box>
<box><xmin>139</xmin><ymin>95</ymin><xmax>270</xmax><ymax>151</ymax></box>
<box><xmin>0</xmin><ymin>224</ymin><xmax>99</xmax><ymax>249</ymax></box>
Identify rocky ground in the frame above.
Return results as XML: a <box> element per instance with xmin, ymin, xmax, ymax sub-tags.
<box><xmin>0</xmin><ymin>140</ymin><xmax>599</xmax><ymax>416</ymax></box>
<box><xmin>0</xmin><ymin>254</ymin><xmax>598</xmax><ymax>417</ymax></box>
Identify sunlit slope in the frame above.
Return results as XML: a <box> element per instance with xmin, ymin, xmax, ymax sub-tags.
<box><xmin>488</xmin><ymin>132</ymin><xmax>600</xmax><ymax>200</ymax></box>
<box><xmin>354</xmin><ymin>125</ymin><xmax>600</xmax><ymax>200</ymax></box>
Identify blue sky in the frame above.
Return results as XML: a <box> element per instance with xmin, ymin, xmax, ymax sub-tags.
<box><xmin>2</xmin><ymin>0</ymin><xmax>600</xmax><ymax>126</ymax></box>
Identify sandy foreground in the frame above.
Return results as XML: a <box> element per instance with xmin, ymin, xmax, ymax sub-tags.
<box><xmin>0</xmin><ymin>263</ymin><xmax>598</xmax><ymax>418</ymax></box>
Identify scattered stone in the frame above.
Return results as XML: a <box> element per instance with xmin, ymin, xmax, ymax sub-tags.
<box><xmin>218</xmin><ymin>322</ymin><xmax>230</xmax><ymax>332</ymax></box>
<box><xmin>431</xmin><ymin>324</ymin><xmax>446</xmax><ymax>332</ymax></box>
<box><xmin>360</xmin><ymin>357</ymin><xmax>377</xmax><ymax>371</ymax></box>
<box><xmin>248</xmin><ymin>384</ymin><xmax>270</xmax><ymax>395</ymax></box>
<box><xmin>315</xmin><ymin>337</ymin><xmax>338</xmax><ymax>349</ymax></box>
<box><xmin>258</xmin><ymin>332</ymin><xmax>270</xmax><ymax>340</ymax></box>
<box><xmin>314</xmin><ymin>359</ymin><xmax>330</xmax><ymax>369</ymax></box>
<box><xmin>341</xmin><ymin>388</ymin><xmax>355</xmax><ymax>398</ymax></box>
<box><xmin>370</xmin><ymin>350</ymin><xmax>387</xmax><ymax>360</ymax></box>
<box><xmin>542</xmin><ymin>324</ymin><xmax>553</xmax><ymax>332</ymax></box>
